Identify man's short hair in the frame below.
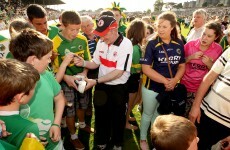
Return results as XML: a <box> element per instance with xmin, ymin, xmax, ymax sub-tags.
<box><xmin>61</xmin><ymin>10</ymin><xmax>81</xmax><ymax>27</ymax></box>
<box><xmin>151</xmin><ymin>114</ymin><xmax>197</xmax><ymax>150</ymax></box>
<box><xmin>27</xmin><ymin>4</ymin><xmax>47</xmax><ymax>21</ymax></box>
<box><xmin>0</xmin><ymin>59</ymin><xmax>40</xmax><ymax>106</ymax></box>
<box><xmin>9</xmin><ymin>28</ymin><xmax>53</xmax><ymax>62</ymax></box>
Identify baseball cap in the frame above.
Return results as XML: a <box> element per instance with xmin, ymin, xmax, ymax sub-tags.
<box><xmin>93</xmin><ymin>15</ymin><xmax>118</xmax><ymax>37</ymax></box>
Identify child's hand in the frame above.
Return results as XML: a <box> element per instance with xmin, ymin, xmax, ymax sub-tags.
<box><xmin>51</xmin><ymin>52</ymin><xmax>59</xmax><ymax>62</ymax></box>
<box><xmin>74</xmin><ymin>55</ymin><xmax>84</xmax><ymax>67</ymax></box>
<box><xmin>49</xmin><ymin>125</ymin><xmax>61</xmax><ymax>142</ymax></box>
<box><xmin>62</xmin><ymin>53</ymin><xmax>74</xmax><ymax>66</ymax></box>
<box><xmin>192</xmin><ymin>51</ymin><xmax>203</xmax><ymax>60</ymax></box>
<box><xmin>0</xmin><ymin>120</ymin><xmax>11</xmax><ymax>138</ymax></box>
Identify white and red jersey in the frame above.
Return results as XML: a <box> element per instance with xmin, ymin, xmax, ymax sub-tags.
<box><xmin>93</xmin><ymin>33</ymin><xmax>133</xmax><ymax>85</ymax></box>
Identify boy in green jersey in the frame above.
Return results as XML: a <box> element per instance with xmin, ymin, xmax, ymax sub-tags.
<box><xmin>52</xmin><ymin>10</ymin><xmax>92</xmax><ymax>150</ymax></box>
<box><xmin>0</xmin><ymin>59</ymin><xmax>41</xmax><ymax>149</ymax></box>
<box><xmin>10</xmin><ymin>28</ymin><xmax>65</xmax><ymax>150</ymax></box>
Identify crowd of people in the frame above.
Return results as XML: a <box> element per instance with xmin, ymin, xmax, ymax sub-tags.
<box><xmin>0</xmin><ymin>2</ymin><xmax>229</xmax><ymax>150</ymax></box>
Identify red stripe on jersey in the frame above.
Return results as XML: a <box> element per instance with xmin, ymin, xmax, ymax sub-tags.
<box><xmin>100</xmin><ymin>56</ymin><xmax>117</xmax><ymax>68</ymax></box>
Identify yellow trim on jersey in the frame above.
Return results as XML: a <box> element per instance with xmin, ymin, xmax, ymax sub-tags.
<box><xmin>131</xmin><ymin>64</ymin><xmax>141</xmax><ymax>69</ymax></box>
<box><xmin>52</xmin><ymin>35</ymin><xmax>63</xmax><ymax>73</ymax></box>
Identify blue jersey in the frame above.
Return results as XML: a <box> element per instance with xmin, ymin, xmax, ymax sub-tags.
<box><xmin>140</xmin><ymin>36</ymin><xmax>185</xmax><ymax>92</ymax></box>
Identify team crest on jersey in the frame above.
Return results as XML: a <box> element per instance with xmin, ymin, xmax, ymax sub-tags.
<box><xmin>78</xmin><ymin>45</ymin><xmax>83</xmax><ymax>50</ymax></box>
<box><xmin>0</xmin><ymin>44</ymin><xmax>5</xmax><ymax>51</ymax></box>
<box><xmin>113</xmin><ymin>51</ymin><xmax>117</xmax><ymax>57</ymax></box>
<box><xmin>176</xmin><ymin>48</ymin><xmax>181</xmax><ymax>55</ymax></box>
<box><xmin>65</xmin><ymin>49</ymin><xmax>71</xmax><ymax>55</ymax></box>
<box><xmin>98</xmin><ymin>20</ymin><xmax>104</xmax><ymax>27</ymax></box>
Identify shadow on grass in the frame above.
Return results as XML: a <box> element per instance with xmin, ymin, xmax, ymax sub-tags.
<box><xmin>62</xmin><ymin>106</ymin><xmax>152</xmax><ymax>150</ymax></box>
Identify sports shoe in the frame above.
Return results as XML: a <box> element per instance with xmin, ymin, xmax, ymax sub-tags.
<box><xmin>97</xmin><ymin>144</ymin><xmax>106</xmax><ymax>150</ymax></box>
<box><xmin>113</xmin><ymin>145</ymin><xmax>122</xmax><ymax>150</ymax></box>
<box><xmin>79</xmin><ymin>125</ymin><xmax>95</xmax><ymax>133</ymax></box>
<box><xmin>140</xmin><ymin>140</ymin><xmax>149</xmax><ymax>150</ymax></box>
<box><xmin>70</xmin><ymin>138</ymin><xmax>85</xmax><ymax>150</ymax></box>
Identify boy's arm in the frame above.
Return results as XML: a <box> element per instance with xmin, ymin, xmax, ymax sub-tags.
<box><xmin>49</xmin><ymin>91</ymin><xmax>65</xmax><ymax>142</ymax></box>
<box><xmin>55</xmin><ymin>53</ymin><xmax>74</xmax><ymax>83</ymax></box>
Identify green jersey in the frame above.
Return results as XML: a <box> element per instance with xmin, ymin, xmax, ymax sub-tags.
<box><xmin>20</xmin><ymin>70</ymin><xmax>61</xmax><ymax>150</ymax></box>
<box><xmin>131</xmin><ymin>45</ymin><xmax>142</xmax><ymax>74</ymax></box>
<box><xmin>47</xmin><ymin>26</ymin><xmax>59</xmax><ymax>40</ymax></box>
<box><xmin>118</xmin><ymin>24</ymin><xmax>127</xmax><ymax>37</ymax></box>
<box><xmin>0</xmin><ymin>114</ymin><xmax>39</xmax><ymax>148</ymax></box>
<box><xmin>53</xmin><ymin>33</ymin><xmax>91</xmax><ymax>75</ymax></box>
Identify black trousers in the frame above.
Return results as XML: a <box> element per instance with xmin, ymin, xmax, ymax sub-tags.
<box><xmin>197</xmin><ymin>110</ymin><xmax>230</xmax><ymax>150</ymax></box>
<box><xmin>93</xmin><ymin>83</ymin><xmax>128</xmax><ymax>147</ymax></box>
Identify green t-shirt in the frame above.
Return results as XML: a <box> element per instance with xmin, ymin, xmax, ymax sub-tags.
<box><xmin>219</xmin><ymin>35</ymin><xmax>229</xmax><ymax>51</ymax></box>
<box><xmin>0</xmin><ymin>114</ymin><xmax>39</xmax><ymax>149</ymax></box>
<box><xmin>53</xmin><ymin>33</ymin><xmax>91</xmax><ymax>75</ymax></box>
<box><xmin>0</xmin><ymin>139</ymin><xmax>15</xmax><ymax>150</ymax></box>
<box><xmin>118</xmin><ymin>24</ymin><xmax>127</xmax><ymax>37</ymax></box>
<box><xmin>0</xmin><ymin>35</ymin><xmax>10</xmax><ymax>59</ymax></box>
<box><xmin>47</xmin><ymin>26</ymin><xmax>59</xmax><ymax>40</ymax></box>
<box><xmin>20</xmin><ymin>70</ymin><xmax>61</xmax><ymax>150</ymax></box>
<box><xmin>131</xmin><ymin>45</ymin><xmax>142</xmax><ymax>74</ymax></box>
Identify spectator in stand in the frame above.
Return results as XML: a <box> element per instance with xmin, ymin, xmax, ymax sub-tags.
<box><xmin>187</xmin><ymin>9</ymin><xmax>207</xmax><ymax>42</ymax></box>
<box><xmin>181</xmin><ymin>21</ymin><xmax>223</xmax><ymax>118</ymax></box>
<box><xmin>222</xmin><ymin>15</ymin><xmax>229</xmax><ymax>30</ymax></box>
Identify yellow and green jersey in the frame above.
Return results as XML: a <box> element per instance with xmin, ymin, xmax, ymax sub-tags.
<box><xmin>131</xmin><ymin>44</ymin><xmax>142</xmax><ymax>74</ymax></box>
<box><xmin>53</xmin><ymin>33</ymin><xmax>91</xmax><ymax>75</ymax></box>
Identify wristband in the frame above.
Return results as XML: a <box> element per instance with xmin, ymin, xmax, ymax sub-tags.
<box><xmin>52</xmin><ymin>123</ymin><xmax>61</xmax><ymax>129</ymax></box>
<box><xmin>82</xmin><ymin>60</ymin><xmax>86</xmax><ymax>67</ymax></box>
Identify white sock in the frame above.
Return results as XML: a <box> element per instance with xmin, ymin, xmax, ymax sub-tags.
<box><xmin>79</xmin><ymin>122</ymin><xmax>86</xmax><ymax>128</ymax></box>
<box><xmin>71</xmin><ymin>134</ymin><xmax>78</xmax><ymax>140</ymax></box>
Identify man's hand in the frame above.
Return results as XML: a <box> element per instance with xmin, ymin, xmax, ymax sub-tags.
<box><xmin>84</xmin><ymin>78</ymin><xmax>97</xmax><ymax>91</ymax></box>
<box><xmin>74</xmin><ymin>55</ymin><xmax>84</xmax><ymax>67</ymax></box>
